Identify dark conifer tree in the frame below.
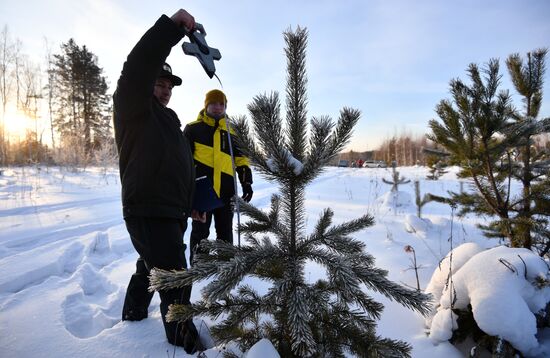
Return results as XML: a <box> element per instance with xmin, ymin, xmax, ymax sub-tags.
<box><xmin>50</xmin><ymin>39</ymin><xmax>110</xmax><ymax>154</ymax></box>
<box><xmin>151</xmin><ymin>26</ymin><xmax>430</xmax><ymax>357</ymax></box>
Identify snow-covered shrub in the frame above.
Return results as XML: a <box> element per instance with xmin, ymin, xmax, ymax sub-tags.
<box><xmin>426</xmin><ymin>243</ymin><xmax>550</xmax><ymax>356</ymax></box>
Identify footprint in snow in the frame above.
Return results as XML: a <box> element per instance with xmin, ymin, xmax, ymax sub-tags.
<box><xmin>84</xmin><ymin>231</ymin><xmax>117</xmax><ymax>267</ymax></box>
<box><xmin>62</xmin><ymin>262</ymin><xmax>123</xmax><ymax>338</ymax></box>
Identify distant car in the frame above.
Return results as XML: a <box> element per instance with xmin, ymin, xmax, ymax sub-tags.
<box><xmin>338</xmin><ymin>159</ymin><xmax>349</xmax><ymax>167</ymax></box>
<box><xmin>362</xmin><ymin>160</ymin><xmax>387</xmax><ymax>168</ymax></box>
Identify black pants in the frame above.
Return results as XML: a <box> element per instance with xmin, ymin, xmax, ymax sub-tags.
<box><xmin>122</xmin><ymin>216</ymin><xmax>192</xmax><ymax>345</ymax></box>
<box><xmin>189</xmin><ymin>202</ymin><xmax>233</xmax><ymax>265</ymax></box>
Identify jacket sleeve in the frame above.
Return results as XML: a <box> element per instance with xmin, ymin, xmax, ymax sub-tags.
<box><xmin>231</xmin><ymin>130</ymin><xmax>252</xmax><ymax>184</ymax></box>
<box><xmin>236</xmin><ymin>165</ymin><xmax>253</xmax><ymax>185</ymax></box>
<box><xmin>183</xmin><ymin>124</ymin><xmax>195</xmax><ymax>154</ymax></box>
<box><xmin>113</xmin><ymin>15</ymin><xmax>185</xmax><ymax>121</ymax></box>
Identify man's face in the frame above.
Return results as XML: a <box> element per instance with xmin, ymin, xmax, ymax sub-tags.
<box><xmin>206</xmin><ymin>102</ymin><xmax>226</xmax><ymax>118</ymax></box>
<box><xmin>153</xmin><ymin>77</ymin><xmax>174</xmax><ymax>106</ymax></box>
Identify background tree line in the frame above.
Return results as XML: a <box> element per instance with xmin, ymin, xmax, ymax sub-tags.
<box><xmin>337</xmin><ymin>133</ymin><xmax>443</xmax><ymax>166</ymax></box>
<box><xmin>0</xmin><ymin>25</ymin><xmax>115</xmax><ymax>167</ymax></box>
<box><xmin>337</xmin><ymin>129</ymin><xmax>549</xmax><ymax>167</ymax></box>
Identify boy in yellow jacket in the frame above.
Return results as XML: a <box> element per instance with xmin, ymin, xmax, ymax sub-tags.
<box><xmin>183</xmin><ymin>89</ymin><xmax>253</xmax><ymax>265</ymax></box>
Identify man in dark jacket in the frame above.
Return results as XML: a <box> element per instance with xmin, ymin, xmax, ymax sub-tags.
<box><xmin>184</xmin><ymin>89</ymin><xmax>253</xmax><ymax>265</ymax></box>
<box><xmin>113</xmin><ymin>8</ymin><xmax>203</xmax><ymax>353</ymax></box>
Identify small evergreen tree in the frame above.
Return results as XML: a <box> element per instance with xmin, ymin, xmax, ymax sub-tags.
<box><xmin>425</xmin><ymin>155</ymin><xmax>447</xmax><ymax>180</ymax></box>
<box><xmin>151</xmin><ymin>26</ymin><xmax>430</xmax><ymax>357</ymax></box>
<box><xmin>428</xmin><ymin>50</ymin><xmax>550</xmax><ymax>253</ymax></box>
<box><xmin>382</xmin><ymin>161</ymin><xmax>411</xmax><ymax>192</ymax></box>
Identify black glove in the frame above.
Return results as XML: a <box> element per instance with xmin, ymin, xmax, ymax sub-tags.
<box><xmin>241</xmin><ymin>183</ymin><xmax>253</xmax><ymax>202</ymax></box>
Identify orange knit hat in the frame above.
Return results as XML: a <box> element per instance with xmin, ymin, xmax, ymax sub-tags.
<box><xmin>204</xmin><ymin>89</ymin><xmax>227</xmax><ymax>109</ymax></box>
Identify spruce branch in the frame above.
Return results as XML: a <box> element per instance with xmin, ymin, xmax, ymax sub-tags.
<box><xmin>299</xmin><ymin>213</ymin><xmax>373</xmax><ymax>256</ymax></box>
<box><xmin>354</xmin><ymin>265</ymin><xmax>432</xmax><ymax>316</ymax></box>
<box><xmin>200</xmin><ymin>244</ymin><xmax>282</xmax><ymax>302</ymax></box>
<box><xmin>312</xmin><ymin>207</ymin><xmax>333</xmax><ymax>238</ymax></box>
<box><xmin>325</xmin><ymin>213</ymin><xmax>375</xmax><ymax>238</ymax></box>
<box><xmin>149</xmin><ymin>267</ymin><xmax>204</xmax><ymax>291</ymax></box>
<box><xmin>330</xmin><ymin>108</ymin><xmax>362</xmax><ymax>153</ymax></box>
<box><xmin>284</xmin><ymin>26</ymin><xmax>309</xmax><ymax>162</ymax></box>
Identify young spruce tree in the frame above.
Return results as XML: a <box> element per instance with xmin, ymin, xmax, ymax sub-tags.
<box><xmin>151</xmin><ymin>27</ymin><xmax>430</xmax><ymax>357</ymax></box>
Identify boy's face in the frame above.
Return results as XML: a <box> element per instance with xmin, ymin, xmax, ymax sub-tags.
<box><xmin>206</xmin><ymin>102</ymin><xmax>226</xmax><ymax>117</ymax></box>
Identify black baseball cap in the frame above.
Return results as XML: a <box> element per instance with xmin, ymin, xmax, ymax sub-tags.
<box><xmin>158</xmin><ymin>63</ymin><xmax>182</xmax><ymax>86</ymax></box>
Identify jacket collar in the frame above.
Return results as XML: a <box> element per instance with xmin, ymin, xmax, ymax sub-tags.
<box><xmin>154</xmin><ymin>97</ymin><xmax>181</xmax><ymax>127</ymax></box>
<box><xmin>196</xmin><ymin>109</ymin><xmax>226</xmax><ymax>128</ymax></box>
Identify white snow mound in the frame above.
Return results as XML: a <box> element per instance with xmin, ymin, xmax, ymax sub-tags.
<box><xmin>244</xmin><ymin>338</ymin><xmax>280</xmax><ymax>358</ymax></box>
<box><xmin>378</xmin><ymin>190</ymin><xmax>412</xmax><ymax>209</ymax></box>
<box><xmin>426</xmin><ymin>244</ymin><xmax>550</xmax><ymax>356</ymax></box>
<box><xmin>404</xmin><ymin>214</ymin><xmax>431</xmax><ymax>234</ymax></box>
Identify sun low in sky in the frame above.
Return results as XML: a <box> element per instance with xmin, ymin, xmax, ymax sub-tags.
<box><xmin>2</xmin><ymin>108</ymin><xmax>40</xmax><ymax>141</ymax></box>
<box><xmin>1</xmin><ymin>0</ymin><xmax>549</xmax><ymax>150</ymax></box>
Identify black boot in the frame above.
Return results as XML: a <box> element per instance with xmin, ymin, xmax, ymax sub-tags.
<box><xmin>160</xmin><ymin>285</ymin><xmax>203</xmax><ymax>353</ymax></box>
<box><xmin>166</xmin><ymin>318</ymin><xmax>204</xmax><ymax>354</ymax></box>
<box><xmin>182</xmin><ymin>319</ymin><xmax>205</xmax><ymax>354</ymax></box>
<box><xmin>122</xmin><ymin>258</ymin><xmax>154</xmax><ymax>321</ymax></box>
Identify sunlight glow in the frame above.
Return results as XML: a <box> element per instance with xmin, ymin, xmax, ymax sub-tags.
<box><xmin>2</xmin><ymin>105</ymin><xmax>41</xmax><ymax>142</ymax></box>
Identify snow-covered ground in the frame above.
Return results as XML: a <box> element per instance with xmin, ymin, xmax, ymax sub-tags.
<box><xmin>0</xmin><ymin>165</ymin><xmax>548</xmax><ymax>357</ymax></box>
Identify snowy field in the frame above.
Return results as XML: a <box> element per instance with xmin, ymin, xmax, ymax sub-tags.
<box><xmin>0</xmin><ymin>165</ymin><xmax>548</xmax><ymax>357</ymax></box>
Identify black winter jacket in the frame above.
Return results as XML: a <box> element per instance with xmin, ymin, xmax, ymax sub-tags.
<box><xmin>113</xmin><ymin>15</ymin><xmax>195</xmax><ymax>219</ymax></box>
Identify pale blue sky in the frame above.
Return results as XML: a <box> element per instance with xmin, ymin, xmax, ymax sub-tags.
<box><xmin>1</xmin><ymin>0</ymin><xmax>549</xmax><ymax>150</ymax></box>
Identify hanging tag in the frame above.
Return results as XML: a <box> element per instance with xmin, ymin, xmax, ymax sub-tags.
<box><xmin>182</xmin><ymin>23</ymin><xmax>221</xmax><ymax>79</ymax></box>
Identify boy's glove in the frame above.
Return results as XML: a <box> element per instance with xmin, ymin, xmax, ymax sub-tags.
<box><xmin>241</xmin><ymin>183</ymin><xmax>253</xmax><ymax>202</ymax></box>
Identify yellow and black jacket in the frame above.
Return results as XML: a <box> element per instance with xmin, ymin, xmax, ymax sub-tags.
<box><xmin>183</xmin><ymin>110</ymin><xmax>252</xmax><ymax>200</ymax></box>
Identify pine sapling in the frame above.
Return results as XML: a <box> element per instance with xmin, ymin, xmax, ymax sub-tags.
<box><xmin>415</xmin><ymin>180</ymin><xmax>432</xmax><ymax>218</ymax></box>
<box><xmin>150</xmin><ymin>26</ymin><xmax>431</xmax><ymax>358</ymax></box>
<box><xmin>382</xmin><ymin>160</ymin><xmax>410</xmax><ymax>192</ymax></box>
<box><xmin>429</xmin><ymin>49</ymin><xmax>550</xmax><ymax>252</ymax></box>
<box><xmin>404</xmin><ymin>245</ymin><xmax>421</xmax><ymax>291</ymax></box>
<box><xmin>427</xmin><ymin>160</ymin><xmax>448</xmax><ymax>180</ymax></box>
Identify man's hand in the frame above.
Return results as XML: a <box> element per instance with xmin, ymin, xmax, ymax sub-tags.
<box><xmin>241</xmin><ymin>183</ymin><xmax>253</xmax><ymax>202</ymax></box>
<box><xmin>170</xmin><ymin>9</ymin><xmax>195</xmax><ymax>31</ymax></box>
<box><xmin>191</xmin><ymin>209</ymin><xmax>206</xmax><ymax>223</ymax></box>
